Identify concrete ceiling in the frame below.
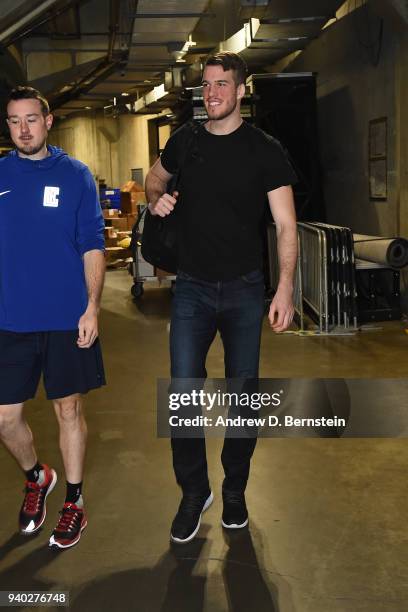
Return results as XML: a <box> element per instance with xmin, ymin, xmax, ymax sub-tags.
<box><xmin>0</xmin><ymin>0</ymin><xmax>348</xmax><ymax>119</ymax></box>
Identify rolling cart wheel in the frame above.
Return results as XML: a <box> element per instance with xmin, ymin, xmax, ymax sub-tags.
<box><xmin>131</xmin><ymin>283</ymin><xmax>144</xmax><ymax>298</ymax></box>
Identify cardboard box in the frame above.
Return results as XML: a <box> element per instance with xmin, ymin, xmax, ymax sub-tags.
<box><xmin>132</xmin><ymin>191</ymin><xmax>146</xmax><ymax>204</ymax></box>
<box><xmin>105</xmin><ymin>247</ymin><xmax>122</xmax><ymax>262</ymax></box>
<box><xmin>121</xmin><ymin>180</ymin><xmax>144</xmax><ymax>193</ymax></box>
<box><xmin>104</xmin><ymin>227</ymin><xmax>118</xmax><ymax>239</ymax></box>
<box><xmin>105</xmin><ymin>237</ymin><xmax>119</xmax><ymax>248</ymax></box>
<box><xmin>103</xmin><ymin>208</ymin><xmax>120</xmax><ymax>219</ymax></box>
<box><xmin>120</xmin><ymin>191</ymin><xmax>147</xmax><ymax>214</ymax></box>
<box><xmin>120</xmin><ymin>192</ymin><xmax>137</xmax><ymax>214</ymax></box>
<box><xmin>116</xmin><ymin>230</ymin><xmax>131</xmax><ymax>240</ymax></box>
<box><xmin>111</xmin><ymin>217</ymin><xmax>129</xmax><ymax>231</ymax></box>
<box><xmin>105</xmin><ymin>246</ymin><xmax>132</xmax><ymax>263</ymax></box>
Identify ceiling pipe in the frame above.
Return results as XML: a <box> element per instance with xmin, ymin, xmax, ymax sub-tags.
<box><xmin>47</xmin><ymin>54</ymin><xmax>126</xmax><ymax>110</ymax></box>
<box><xmin>0</xmin><ymin>0</ymin><xmax>81</xmax><ymax>47</ymax></box>
<box><xmin>131</xmin><ymin>12</ymin><xmax>215</xmax><ymax>19</ymax></box>
<box><xmin>47</xmin><ymin>0</ymin><xmax>139</xmax><ymax>111</ymax></box>
<box><xmin>107</xmin><ymin>0</ymin><xmax>120</xmax><ymax>61</ymax></box>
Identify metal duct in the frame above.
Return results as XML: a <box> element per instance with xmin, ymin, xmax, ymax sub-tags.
<box><xmin>0</xmin><ymin>0</ymin><xmax>62</xmax><ymax>45</ymax></box>
<box><xmin>127</xmin><ymin>0</ymin><xmax>209</xmax><ymax>109</ymax></box>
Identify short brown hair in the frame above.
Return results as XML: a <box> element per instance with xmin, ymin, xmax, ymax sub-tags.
<box><xmin>8</xmin><ymin>86</ymin><xmax>50</xmax><ymax>116</ymax></box>
<box><xmin>204</xmin><ymin>52</ymin><xmax>248</xmax><ymax>86</ymax></box>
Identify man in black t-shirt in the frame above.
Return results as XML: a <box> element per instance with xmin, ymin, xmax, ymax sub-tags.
<box><xmin>145</xmin><ymin>52</ymin><xmax>297</xmax><ymax>544</ymax></box>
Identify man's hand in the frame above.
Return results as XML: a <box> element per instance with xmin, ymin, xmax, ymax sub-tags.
<box><xmin>149</xmin><ymin>191</ymin><xmax>178</xmax><ymax>217</ymax></box>
<box><xmin>268</xmin><ymin>285</ymin><xmax>294</xmax><ymax>332</ymax></box>
<box><xmin>77</xmin><ymin>303</ymin><xmax>99</xmax><ymax>348</ymax></box>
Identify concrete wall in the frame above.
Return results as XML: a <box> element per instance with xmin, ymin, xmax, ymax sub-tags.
<box><xmin>273</xmin><ymin>1</ymin><xmax>408</xmax><ymax>307</ymax></box>
<box><xmin>49</xmin><ymin>111</ymin><xmax>157</xmax><ymax>188</ymax></box>
<box><xmin>396</xmin><ymin>33</ymin><xmax>408</xmax><ymax>240</ymax></box>
<box><xmin>49</xmin><ymin>113</ymin><xmax>102</xmax><ymax>177</ymax></box>
<box><xmin>115</xmin><ymin>113</ymin><xmax>153</xmax><ymax>187</ymax></box>
<box><xmin>285</xmin><ymin>5</ymin><xmax>400</xmax><ymax>237</ymax></box>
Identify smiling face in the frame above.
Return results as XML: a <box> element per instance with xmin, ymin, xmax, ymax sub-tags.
<box><xmin>202</xmin><ymin>65</ymin><xmax>245</xmax><ymax>122</ymax></box>
<box><xmin>6</xmin><ymin>98</ymin><xmax>53</xmax><ymax>159</ymax></box>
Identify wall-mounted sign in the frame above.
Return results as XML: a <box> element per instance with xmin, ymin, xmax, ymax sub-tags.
<box><xmin>369</xmin><ymin>117</ymin><xmax>387</xmax><ymax>200</ymax></box>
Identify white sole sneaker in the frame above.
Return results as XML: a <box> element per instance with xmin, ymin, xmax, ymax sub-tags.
<box><xmin>221</xmin><ymin>517</ymin><xmax>249</xmax><ymax>529</ymax></box>
<box><xmin>170</xmin><ymin>491</ymin><xmax>214</xmax><ymax>544</ymax></box>
<box><xmin>49</xmin><ymin>518</ymin><xmax>88</xmax><ymax>549</ymax></box>
<box><xmin>20</xmin><ymin>469</ymin><xmax>58</xmax><ymax>535</ymax></box>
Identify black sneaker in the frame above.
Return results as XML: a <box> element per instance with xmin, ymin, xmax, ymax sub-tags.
<box><xmin>19</xmin><ymin>465</ymin><xmax>57</xmax><ymax>535</ymax></box>
<box><xmin>49</xmin><ymin>499</ymin><xmax>87</xmax><ymax>549</ymax></box>
<box><xmin>222</xmin><ymin>490</ymin><xmax>248</xmax><ymax>529</ymax></box>
<box><xmin>170</xmin><ymin>490</ymin><xmax>213</xmax><ymax>544</ymax></box>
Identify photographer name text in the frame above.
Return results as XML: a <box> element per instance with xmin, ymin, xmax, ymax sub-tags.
<box><xmin>169</xmin><ymin>415</ymin><xmax>346</xmax><ymax>428</ymax></box>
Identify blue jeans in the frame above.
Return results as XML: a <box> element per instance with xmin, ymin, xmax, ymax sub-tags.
<box><xmin>170</xmin><ymin>269</ymin><xmax>265</xmax><ymax>494</ymax></box>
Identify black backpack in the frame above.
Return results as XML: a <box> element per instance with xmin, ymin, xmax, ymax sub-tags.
<box><xmin>139</xmin><ymin>121</ymin><xmax>201</xmax><ymax>274</ymax></box>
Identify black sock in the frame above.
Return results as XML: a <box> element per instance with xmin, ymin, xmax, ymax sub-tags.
<box><xmin>25</xmin><ymin>462</ymin><xmax>43</xmax><ymax>483</ymax></box>
<box><xmin>65</xmin><ymin>481</ymin><xmax>82</xmax><ymax>504</ymax></box>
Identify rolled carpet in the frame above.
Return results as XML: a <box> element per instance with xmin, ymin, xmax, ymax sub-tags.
<box><xmin>353</xmin><ymin>234</ymin><xmax>408</xmax><ymax>268</ymax></box>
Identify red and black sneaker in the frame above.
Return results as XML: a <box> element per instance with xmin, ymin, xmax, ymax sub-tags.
<box><xmin>49</xmin><ymin>502</ymin><xmax>87</xmax><ymax>549</ymax></box>
<box><xmin>19</xmin><ymin>465</ymin><xmax>57</xmax><ymax>535</ymax></box>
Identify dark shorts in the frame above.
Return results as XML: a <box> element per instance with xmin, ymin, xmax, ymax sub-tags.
<box><xmin>0</xmin><ymin>329</ymin><xmax>106</xmax><ymax>404</ymax></box>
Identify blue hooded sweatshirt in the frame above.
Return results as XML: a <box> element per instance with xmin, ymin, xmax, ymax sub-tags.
<box><xmin>0</xmin><ymin>145</ymin><xmax>105</xmax><ymax>332</ymax></box>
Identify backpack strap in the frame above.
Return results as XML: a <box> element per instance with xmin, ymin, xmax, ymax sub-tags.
<box><xmin>133</xmin><ymin>121</ymin><xmax>201</xmax><ymax>234</ymax></box>
<box><xmin>167</xmin><ymin>120</ymin><xmax>202</xmax><ymax>195</ymax></box>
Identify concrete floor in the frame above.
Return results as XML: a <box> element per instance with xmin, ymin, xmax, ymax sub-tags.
<box><xmin>0</xmin><ymin>270</ymin><xmax>408</xmax><ymax>612</ymax></box>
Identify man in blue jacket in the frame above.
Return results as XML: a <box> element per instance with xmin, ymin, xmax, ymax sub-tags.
<box><xmin>0</xmin><ymin>86</ymin><xmax>105</xmax><ymax>549</ymax></box>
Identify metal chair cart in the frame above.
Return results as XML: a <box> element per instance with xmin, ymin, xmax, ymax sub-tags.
<box><xmin>128</xmin><ymin>206</ymin><xmax>175</xmax><ymax>298</ymax></box>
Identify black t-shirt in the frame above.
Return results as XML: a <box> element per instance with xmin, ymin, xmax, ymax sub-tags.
<box><xmin>160</xmin><ymin>120</ymin><xmax>297</xmax><ymax>281</ymax></box>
